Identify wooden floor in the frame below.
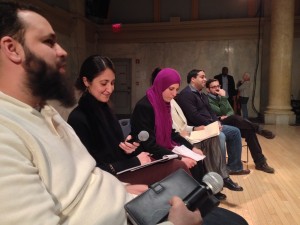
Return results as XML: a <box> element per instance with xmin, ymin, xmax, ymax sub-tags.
<box><xmin>219</xmin><ymin>125</ymin><xmax>300</xmax><ymax>225</ymax></box>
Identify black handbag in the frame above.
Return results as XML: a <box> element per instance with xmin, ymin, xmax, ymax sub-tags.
<box><xmin>124</xmin><ymin>169</ymin><xmax>220</xmax><ymax>225</ymax></box>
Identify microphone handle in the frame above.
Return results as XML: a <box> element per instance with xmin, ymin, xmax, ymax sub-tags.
<box><xmin>198</xmin><ymin>195</ymin><xmax>220</xmax><ymax>217</ymax></box>
<box><xmin>184</xmin><ymin>185</ymin><xmax>207</xmax><ymax>211</ymax></box>
<box><xmin>184</xmin><ymin>185</ymin><xmax>220</xmax><ymax>217</ymax></box>
<box><xmin>125</xmin><ymin>137</ymin><xmax>141</xmax><ymax>144</ymax></box>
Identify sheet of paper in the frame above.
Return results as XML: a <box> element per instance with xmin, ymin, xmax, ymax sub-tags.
<box><xmin>172</xmin><ymin>145</ymin><xmax>206</xmax><ymax>161</ymax></box>
<box><xmin>186</xmin><ymin>121</ymin><xmax>220</xmax><ymax>144</ymax></box>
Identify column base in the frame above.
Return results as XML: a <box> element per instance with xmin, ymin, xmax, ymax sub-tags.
<box><xmin>264</xmin><ymin>112</ymin><xmax>296</xmax><ymax>125</ymax></box>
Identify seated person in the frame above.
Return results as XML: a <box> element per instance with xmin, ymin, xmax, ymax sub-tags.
<box><xmin>68</xmin><ymin>55</ymin><xmax>190</xmax><ymax>185</ymax></box>
<box><xmin>171</xmin><ymin>98</ymin><xmax>243</xmax><ymax>194</ymax></box>
<box><xmin>206</xmin><ymin>79</ymin><xmax>275</xmax><ymax>173</ymax></box>
<box><xmin>176</xmin><ymin>69</ymin><xmax>250</xmax><ymax>175</ymax></box>
<box><xmin>0</xmin><ymin>2</ymin><xmax>249</xmax><ymax>225</ymax></box>
<box><xmin>214</xmin><ymin>67</ymin><xmax>237</xmax><ymax>109</ymax></box>
<box><xmin>131</xmin><ymin>68</ymin><xmax>212</xmax><ymax>184</ymax></box>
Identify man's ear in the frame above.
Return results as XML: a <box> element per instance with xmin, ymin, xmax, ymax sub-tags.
<box><xmin>0</xmin><ymin>36</ymin><xmax>23</xmax><ymax>64</ymax></box>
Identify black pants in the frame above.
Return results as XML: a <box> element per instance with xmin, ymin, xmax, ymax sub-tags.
<box><xmin>203</xmin><ymin>207</ymin><xmax>248</xmax><ymax>225</ymax></box>
<box><xmin>221</xmin><ymin>115</ymin><xmax>266</xmax><ymax>165</ymax></box>
<box><xmin>190</xmin><ymin>160</ymin><xmax>206</xmax><ymax>183</ymax></box>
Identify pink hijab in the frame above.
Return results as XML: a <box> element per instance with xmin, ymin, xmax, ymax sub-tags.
<box><xmin>146</xmin><ymin>68</ymin><xmax>181</xmax><ymax>149</ymax></box>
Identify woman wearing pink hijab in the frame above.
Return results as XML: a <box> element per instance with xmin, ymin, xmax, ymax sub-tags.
<box><xmin>131</xmin><ymin>68</ymin><xmax>205</xmax><ymax>182</ymax></box>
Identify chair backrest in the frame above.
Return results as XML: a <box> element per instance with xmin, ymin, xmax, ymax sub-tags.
<box><xmin>119</xmin><ymin>118</ymin><xmax>131</xmax><ymax>138</ymax></box>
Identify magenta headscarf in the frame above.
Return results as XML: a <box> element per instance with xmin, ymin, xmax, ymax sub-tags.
<box><xmin>146</xmin><ymin>68</ymin><xmax>181</xmax><ymax>149</ymax></box>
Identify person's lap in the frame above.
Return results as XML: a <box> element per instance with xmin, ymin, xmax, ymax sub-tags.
<box><xmin>203</xmin><ymin>207</ymin><xmax>248</xmax><ymax>225</ymax></box>
<box><xmin>118</xmin><ymin>159</ymin><xmax>190</xmax><ymax>185</ymax></box>
<box><xmin>194</xmin><ymin>136</ymin><xmax>228</xmax><ymax>179</ymax></box>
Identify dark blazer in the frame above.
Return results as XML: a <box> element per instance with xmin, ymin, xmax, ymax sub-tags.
<box><xmin>175</xmin><ymin>85</ymin><xmax>218</xmax><ymax>126</ymax></box>
<box><xmin>130</xmin><ymin>96</ymin><xmax>193</xmax><ymax>160</ymax></box>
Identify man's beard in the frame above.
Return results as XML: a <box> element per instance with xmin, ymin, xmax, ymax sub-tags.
<box><xmin>22</xmin><ymin>46</ymin><xmax>76</xmax><ymax>108</ymax></box>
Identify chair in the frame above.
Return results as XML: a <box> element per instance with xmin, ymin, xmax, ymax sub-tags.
<box><xmin>242</xmin><ymin>143</ymin><xmax>249</xmax><ymax>169</ymax></box>
<box><xmin>225</xmin><ymin>141</ymin><xmax>249</xmax><ymax>169</ymax></box>
<box><xmin>119</xmin><ymin>118</ymin><xmax>131</xmax><ymax>138</ymax></box>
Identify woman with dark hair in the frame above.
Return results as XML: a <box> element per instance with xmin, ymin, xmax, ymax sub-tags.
<box><xmin>67</xmin><ymin>55</ymin><xmax>189</xmax><ymax>185</ymax></box>
<box><xmin>131</xmin><ymin>68</ymin><xmax>206</xmax><ymax>183</ymax></box>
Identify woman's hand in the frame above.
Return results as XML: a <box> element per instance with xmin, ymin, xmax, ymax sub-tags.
<box><xmin>181</xmin><ymin>157</ymin><xmax>197</xmax><ymax>169</ymax></box>
<box><xmin>192</xmin><ymin>147</ymin><xmax>203</xmax><ymax>155</ymax></box>
<box><xmin>137</xmin><ymin>152</ymin><xmax>152</xmax><ymax>165</ymax></box>
<box><xmin>119</xmin><ymin>135</ymin><xmax>140</xmax><ymax>154</ymax></box>
<box><xmin>180</xmin><ymin>130</ymin><xmax>190</xmax><ymax>137</ymax></box>
<box><xmin>168</xmin><ymin>196</ymin><xmax>203</xmax><ymax>225</ymax></box>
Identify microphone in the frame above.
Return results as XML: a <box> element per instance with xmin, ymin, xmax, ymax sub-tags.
<box><xmin>126</xmin><ymin>131</ymin><xmax>149</xmax><ymax>143</ymax></box>
<box><xmin>184</xmin><ymin>172</ymin><xmax>223</xmax><ymax>217</ymax></box>
<box><xmin>202</xmin><ymin>171</ymin><xmax>224</xmax><ymax>194</ymax></box>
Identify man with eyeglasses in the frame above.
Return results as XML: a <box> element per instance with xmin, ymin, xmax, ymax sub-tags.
<box><xmin>176</xmin><ymin>69</ymin><xmax>250</xmax><ymax>176</ymax></box>
<box><xmin>206</xmin><ymin>79</ymin><xmax>275</xmax><ymax>174</ymax></box>
<box><xmin>214</xmin><ymin>67</ymin><xmax>237</xmax><ymax>109</ymax></box>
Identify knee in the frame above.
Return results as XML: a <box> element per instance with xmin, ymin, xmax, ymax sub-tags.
<box><xmin>219</xmin><ymin>133</ymin><xmax>226</xmax><ymax>144</ymax></box>
<box><xmin>172</xmin><ymin>159</ymin><xmax>191</xmax><ymax>174</ymax></box>
<box><xmin>232</xmin><ymin>127</ymin><xmax>242</xmax><ymax>138</ymax></box>
<box><xmin>218</xmin><ymin>133</ymin><xmax>226</xmax><ymax>146</ymax></box>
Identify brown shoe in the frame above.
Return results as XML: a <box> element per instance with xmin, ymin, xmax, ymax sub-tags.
<box><xmin>257</xmin><ymin>129</ymin><xmax>275</xmax><ymax>139</ymax></box>
<box><xmin>228</xmin><ymin>169</ymin><xmax>250</xmax><ymax>175</ymax></box>
<box><xmin>255</xmin><ymin>162</ymin><xmax>275</xmax><ymax>173</ymax></box>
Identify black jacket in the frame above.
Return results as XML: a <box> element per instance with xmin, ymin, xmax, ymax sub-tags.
<box><xmin>130</xmin><ymin>96</ymin><xmax>193</xmax><ymax>160</ymax></box>
<box><xmin>67</xmin><ymin>92</ymin><xmax>139</xmax><ymax>175</ymax></box>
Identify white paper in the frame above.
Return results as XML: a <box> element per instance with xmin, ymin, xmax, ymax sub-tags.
<box><xmin>185</xmin><ymin>121</ymin><xmax>220</xmax><ymax>144</ymax></box>
<box><xmin>172</xmin><ymin>145</ymin><xmax>206</xmax><ymax>161</ymax></box>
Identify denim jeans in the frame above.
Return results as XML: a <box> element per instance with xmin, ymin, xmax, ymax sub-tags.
<box><xmin>239</xmin><ymin>97</ymin><xmax>249</xmax><ymax>119</ymax></box>
<box><xmin>218</xmin><ymin>125</ymin><xmax>243</xmax><ymax>172</ymax></box>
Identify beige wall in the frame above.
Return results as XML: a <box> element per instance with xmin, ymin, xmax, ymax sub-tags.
<box><xmin>94</xmin><ymin>17</ymin><xmax>300</xmax><ymax>118</ymax></box>
<box><xmin>21</xmin><ymin>0</ymin><xmax>300</xmax><ymax>120</ymax></box>
<box><xmin>98</xmin><ymin>39</ymin><xmax>262</xmax><ymax>118</ymax></box>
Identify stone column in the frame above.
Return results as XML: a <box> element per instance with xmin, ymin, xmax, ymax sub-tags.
<box><xmin>264</xmin><ymin>0</ymin><xmax>296</xmax><ymax>125</ymax></box>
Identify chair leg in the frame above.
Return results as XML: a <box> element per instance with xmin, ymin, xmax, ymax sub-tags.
<box><xmin>242</xmin><ymin>144</ymin><xmax>249</xmax><ymax>169</ymax></box>
<box><xmin>246</xmin><ymin>145</ymin><xmax>249</xmax><ymax>169</ymax></box>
